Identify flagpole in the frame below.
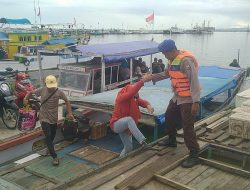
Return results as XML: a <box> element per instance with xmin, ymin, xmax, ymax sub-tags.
<box><xmin>33</xmin><ymin>0</ymin><xmax>39</xmax><ymax>47</ymax></box>
<box><xmin>153</xmin><ymin>10</ymin><xmax>154</xmax><ymax>31</ymax></box>
<box><xmin>34</xmin><ymin>0</ymin><xmax>37</xmax><ymax>26</ymax></box>
<box><xmin>38</xmin><ymin>0</ymin><xmax>42</xmax><ymax>26</ymax></box>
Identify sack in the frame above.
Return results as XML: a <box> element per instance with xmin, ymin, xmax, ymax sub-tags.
<box><xmin>61</xmin><ymin>119</ymin><xmax>78</xmax><ymax>141</ymax></box>
<box><xmin>18</xmin><ymin>107</ymin><xmax>37</xmax><ymax>131</ymax></box>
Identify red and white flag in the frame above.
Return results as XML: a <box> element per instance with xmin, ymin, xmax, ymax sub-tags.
<box><xmin>146</xmin><ymin>12</ymin><xmax>154</xmax><ymax>23</ymax></box>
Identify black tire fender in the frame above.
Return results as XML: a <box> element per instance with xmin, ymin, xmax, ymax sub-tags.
<box><xmin>24</xmin><ymin>59</ymin><xmax>30</xmax><ymax>66</ymax></box>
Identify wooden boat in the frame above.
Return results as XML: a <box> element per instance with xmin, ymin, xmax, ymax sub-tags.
<box><xmin>0</xmin><ymin>40</ymin><xmax>247</xmax><ymax>175</ymax></box>
<box><xmin>0</xmin><ymin>40</ymin><xmax>159</xmax><ymax>164</ymax></box>
<box><xmin>68</xmin><ymin>65</ymin><xmax>246</xmax><ymax>140</ymax></box>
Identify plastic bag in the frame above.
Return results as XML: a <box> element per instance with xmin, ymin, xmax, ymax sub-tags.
<box><xmin>18</xmin><ymin>105</ymin><xmax>37</xmax><ymax>131</ymax></box>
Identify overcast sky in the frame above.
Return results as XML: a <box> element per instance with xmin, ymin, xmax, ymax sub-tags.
<box><xmin>1</xmin><ymin>0</ymin><xmax>250</xmax><ymax>29</ymax></box>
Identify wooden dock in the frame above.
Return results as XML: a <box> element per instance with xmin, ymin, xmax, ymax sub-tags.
<box><xmin>0</xmin><ymin>109</ymin><xmax>250</xmax><ymax>190</ymax></box>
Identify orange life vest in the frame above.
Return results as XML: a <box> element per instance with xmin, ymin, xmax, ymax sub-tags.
<box><xmin>168</xmin><ymin>50</ymin><xmax>199</xmax><ymax>97</ymax></box>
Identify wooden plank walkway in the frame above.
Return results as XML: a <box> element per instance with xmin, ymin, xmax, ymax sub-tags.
<box><xmin>0</xmin><ymin>177</ymin><xmax>25</xmax><ymax>190</ymax></box>
<box><xmin>0</xmin><ymin>109</ymin><xmax>250</xmax><ymax>190</ymax></box>
<box><xmin>25</xmin><ymin>156</ymin><xmax>92</xmax><ymax>183</ymax></box>
<box><xmin>69</xmin><ymin>145</ymin><xmax>118</xmax><ymax>165</ymax></box>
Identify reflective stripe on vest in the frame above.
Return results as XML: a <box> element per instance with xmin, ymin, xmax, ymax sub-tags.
<box><xmin>168</xmin><ymin>50</ymin><xmax>199</xmax><ymax>97</ymax></box>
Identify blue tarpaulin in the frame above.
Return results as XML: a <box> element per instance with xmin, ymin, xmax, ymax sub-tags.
<box><xmin>0</xmin><ymin>18</ymin><xmax>31</xmax><ymax>24</ymax></box>
<box><xmin>75</xmin><ymin>40</ymin><xmax>159</xmax><ymax>63</ymax></box>
<box><xmin>199</xmin><ymin>66</ymin><xmax>242</xmax><ymax>79</ymax></box>
<box><xmin>144</xmin><ymin>66</ymin><xmax>244</xmax><ymax>124</ymax></box>
<box><xmin>69</xmin><ymin>65</ymin><xmax>244</xmax><ymax>126</ymax></box>
<box><xmin>0</xmin><ymin>32</ymin><xmax>9</xmax><ymax>41</ymax></box>
<box><xmin>42</xmin><ymin>38</ymin><xmax>77</xmax><ymax>45</ymax></box>
<box><xmin>145</xmin><ymin>66</ymin><xmax>243</xmax><ymax>103</ymax></box>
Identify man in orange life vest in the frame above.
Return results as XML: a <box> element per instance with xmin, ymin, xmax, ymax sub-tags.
<box><xmin>152</xmin><ymin>39</ymin><xmax>201</xmax><ymax>168</ymax></box>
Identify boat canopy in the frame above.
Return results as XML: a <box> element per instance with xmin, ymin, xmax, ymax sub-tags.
<box><xmin>0</xmin><ymin>32</ymin><xmax>9</xmax><ymax>41</ymax></box>
<box><xmin>42</xmin><ymin>38</ymin><xmax>77</xmax><ymax>45</ymax></box>
<box><xmin>75</xmin><ymin>40</ymin><xmax>160</xmax><ymax>63</ymax></box>
<box><xmin>0</xmin><ymin>18</ymin><xmax>31</xmax><ymax>24</ymax></box>
<box><xmin>145</xmin><ymin>65</ymin><xmax>244</xmax><ymax>103</ymax></box>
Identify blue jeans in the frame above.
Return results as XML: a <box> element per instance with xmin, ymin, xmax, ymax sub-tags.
<box><xmin>113</xmin><ymin>116</ymin><xmax>146</xmax><ymax>157</ymax></box>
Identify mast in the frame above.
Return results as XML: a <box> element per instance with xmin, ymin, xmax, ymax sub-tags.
<box><xmin>38</xmin><ymin>0</ymin><xmax>42</xmax><ymax>27</ymax></box>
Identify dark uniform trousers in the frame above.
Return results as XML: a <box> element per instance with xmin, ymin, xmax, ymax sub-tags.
<box><xmin>165</xmin><ymin>100</ymin><xmax>200</xmax><ymax>151</ymax></box>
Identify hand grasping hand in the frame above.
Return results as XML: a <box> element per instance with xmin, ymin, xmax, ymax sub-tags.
<box><xmin>146</xmin><ymin>104</ymin><xmax>154</xmax><ymax>114</ymax></box>
<box><xmin>142</xmin><ymin>73</ymin><xmax>153</xmax><ymax>82</ymax></box>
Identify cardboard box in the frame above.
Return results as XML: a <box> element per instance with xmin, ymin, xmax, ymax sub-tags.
<box><xmin>236</xmin><ymin>89</ymin><xmax>250</xmax><ymax>107</ymax></box>
<box><xmin>229</xmin><ymin>113</ymin><xmax>250</xmax><ymax>140</ymax></box>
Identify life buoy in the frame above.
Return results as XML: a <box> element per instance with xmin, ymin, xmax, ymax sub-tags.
<box><xmin>24</xmin><ymin>59</ymin><xmax>30</xmax><ymax>66</ymax></box>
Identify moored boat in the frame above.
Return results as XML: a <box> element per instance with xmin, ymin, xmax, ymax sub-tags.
<box><xmin>1</xmin><ymin>41</ymin><xmax>247</xmax><ymax>171</ymax></box>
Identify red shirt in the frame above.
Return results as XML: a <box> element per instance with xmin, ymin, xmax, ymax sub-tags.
<box><xmin>110</xmin><ymin>80</ymin><xmax>149</xmax><ymax>130</ymax></box>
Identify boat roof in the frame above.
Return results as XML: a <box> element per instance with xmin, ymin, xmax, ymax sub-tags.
<box><xmin>0</xmin><ymin>18</ymin><xmax>31</xmax><ymax>24</ymax></box>
<box><xmin>42</xmin><ymin>38</ymin><xmax>77</xmax><ymax>45</ymax></box>
<box><xmin>0</xmin><ymin>32</ymin><xmax>9</xmax><ymax>41</ymax></box>
<box><xmin>75</xmin><ymin>40</ymin><xmax>159</xmax><ymax>63</ymax></box>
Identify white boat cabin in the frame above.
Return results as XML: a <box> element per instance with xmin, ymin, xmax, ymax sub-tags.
<box><xmin>58</xmin><ymin>56</ymin><xmax>136</xmax><ymax>97</ymax></box>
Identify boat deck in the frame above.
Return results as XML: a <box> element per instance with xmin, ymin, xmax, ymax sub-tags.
<box><xmin>0</xmin><ymin>120</ymin><xmax>23</xmax><ymax>142</ymax></box>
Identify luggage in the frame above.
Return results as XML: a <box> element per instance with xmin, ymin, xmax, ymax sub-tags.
<box><xmin>73</xmin><ymin>110</ymin><xmax>91</xmax><ymax>141</ymax></box>
<box><xmin>18</xmin><ymin>105</ymin><xmax>37</xmax><ymax>131</ymax></box>
<box><xmin>61</xmin><ymin>119</ymin><xmax>78</xmax><ymax>141</ymax></box>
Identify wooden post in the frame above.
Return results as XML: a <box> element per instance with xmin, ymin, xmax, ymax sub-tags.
<box><xmin>199</xmin><ymin>102</ymin><xmax>203</xmax><ymax>119</ymax></box>
<box><xmin>130</xmin><ymin>58</ymin><xmax>133</xmax><ymax>84</ymax></box>
<box><xmin>117</xmin><ymin>65</ymin><xmax>119</xmax><ymax>82</ymax></box>
<box><xmin>150</xmin><ymin>54</ymin><xmax>153</xmax><ymax>74</ymax></box>
<box><xmin>110</xmin><ymin>66</ymin><xmax>112</xmax><ymax>84</ymax></box>
<box><xmin>37</xmin><ymin>51</ymin><xmax>44</xmax><ymax>87</ymax></box>
<box><xmin>237</xmin><ymin>49</ymin><xmax>240</xmax><ymax>65</ymax></box>
<box><xmin>101</xmin><ymin>56</ymin><xmax>105</xmax><ymax>92</ymax></box>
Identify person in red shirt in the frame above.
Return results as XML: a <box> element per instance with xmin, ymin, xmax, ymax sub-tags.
<box><xmin>110</xmin><ymin>73</ymin><xmax>154</xmax><ymax>157</ymax></box>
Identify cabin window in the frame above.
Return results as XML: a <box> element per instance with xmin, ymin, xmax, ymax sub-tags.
<box><xmin>105</xmin><ymin>67</ymin><xmax>111</xmax><ymax>85</ymax></box>
<box><xmin>35</xmin><ymin>36</ymin><xmax>42</xmax><ymax>41</ymax></box>
<box><xmin>88</xmin><ymin>72</ymin><xmax>93</xmax><ymax>91</ymax></box>
<box><xmin>19</xmin><ymin>36</ymin><xmax>23</xmax><ymax>42</ymax></box>
<box><xmin>27</xmin><ymin>36</ymin><xmax>31</xmax><ymax>42</ymax></box>
<box><xmin>93</xmin><ymin>70</ymin><xmax>101</xmax><ymax>94</ymax></box>
<box><xmin>111</xmin><ymin>66</ymin><xmax>118</xmax><ymax>83</ymax></box>
<box><xmin>59</xmin><ymin>71</ymin><xmax>90</xmax><ymax>91</ymax></box>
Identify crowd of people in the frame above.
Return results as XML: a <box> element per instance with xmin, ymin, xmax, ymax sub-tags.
<box><xmin>152</xmin><ymin>57</ymin><xmax>165</xmax><ymax>73</ymax></box>
<box><xmin>118</xmin><ymin>56</ymin><xmax>165</xmax><ymax>82</ymax></box>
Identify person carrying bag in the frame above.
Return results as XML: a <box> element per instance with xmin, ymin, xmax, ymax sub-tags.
<box><xmin>24</xmin><ymin>75</ymin><xmax>74</xmax><ymax>166</ymax></box>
